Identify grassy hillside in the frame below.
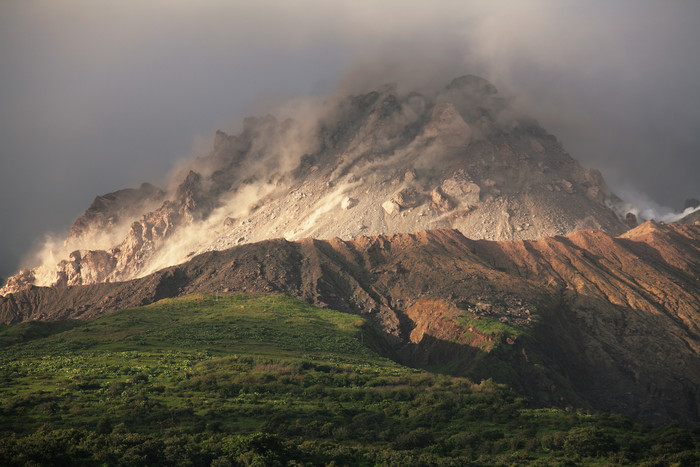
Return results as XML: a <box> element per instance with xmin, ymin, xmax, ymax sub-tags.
<box><xmin>1</xmin><ymin>293</ymin><xmax>698</xmax><ymax>465</ymax></box>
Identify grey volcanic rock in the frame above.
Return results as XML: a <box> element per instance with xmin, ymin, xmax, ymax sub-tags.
<box><xmin>2</xmin><ymin>222</ymin><xmax>699</xmax><ymax>426</ymax></box>
<box><xmin>1</xmin><ymin>75</ymin><xmax>627</xmax><ymax>295</ymax></box>
<box><xmin>67</xmin><ymin>183</ymin><xmax>164</xmax><ymax>242</ymax></box>
<box><xmin>2</xmin><ymin>269</ymin><xmax>35</xmax><ymax>295</ymax></box>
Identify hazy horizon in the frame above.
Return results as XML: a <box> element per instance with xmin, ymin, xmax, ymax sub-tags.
<box><xmin>2</xmin><ymin>0</ymin><xmax>699</xmax><ymax>279</ymax></box>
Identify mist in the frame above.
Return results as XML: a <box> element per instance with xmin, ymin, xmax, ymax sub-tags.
<box><xmin>1</xmin><ymin>0</ymin><xmax>699</xmax><ymax>279</ymax></box>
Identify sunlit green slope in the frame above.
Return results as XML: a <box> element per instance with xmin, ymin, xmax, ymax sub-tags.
<box><xmin>1</xmin><ymin>294</ymin><xmax>698</xmax><ymax>465</ymax></box>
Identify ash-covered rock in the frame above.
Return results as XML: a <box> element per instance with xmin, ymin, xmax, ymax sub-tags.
<box><xmin>2</xmin><ymin>74</ymin><xmax>627</xmax><ymax>295</ymax></box>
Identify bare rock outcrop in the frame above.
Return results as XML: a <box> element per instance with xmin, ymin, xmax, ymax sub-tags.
<box><xmin>67</xmin><ymin>183</ymin><xmax>164</xmax><ymax>242</ymax></box>
<box><xmin>392</xmin><ymin>187</ymin><xmax>423</xmax><ymax>209</ymax></box>
<box><xmin>430</xmin><ymin>187</ymin><xmax>454</xmax><ymax>212</ymax></box>
<box><xmin>440</xmin><ymin>171</ymin><xmax>480</xmax><ymax>207</ymax></box>
<box><xmin>340</xmin><ymin>197</ymin><xmax>358</xmax><ymax>210</ymax></box>
<box><xmin>381</xmin><ymin>200</ymin><xmax>400</xmax><ymax>216</ymax></box>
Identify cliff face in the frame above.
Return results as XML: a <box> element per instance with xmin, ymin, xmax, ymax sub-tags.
<box><xmin>0</xmin><ymin>75</ymin><xmax>626</xmax><ymax>296</ymax></box>
<box><xmin>2</xmin><ymin>221</ymin><xmax>698</xmax><ymax>426</ymax></box>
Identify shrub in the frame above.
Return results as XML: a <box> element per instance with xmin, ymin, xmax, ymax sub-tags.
<box><xmin>563</xmin><ymin>426</ymin><xmax>618</xmax><ymax>457</ymax></box>
<box><xmin>222</xmin><ymin>432</ymin><xmax>293</xmax><ymax>465</ymax></box>
<box><xmin>392</xmin><ymin>427</ymin><xmax>434</xmax><ymax>450</ymax></box>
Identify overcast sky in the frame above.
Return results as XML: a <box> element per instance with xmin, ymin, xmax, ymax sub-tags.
<box><xmin>1</xmin><ymin>0</ymin><xmax>699</xmax><ymax>279</ymax></box>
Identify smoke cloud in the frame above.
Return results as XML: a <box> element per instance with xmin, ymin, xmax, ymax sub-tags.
<box><xmin>1</xmin><ymin>0</ymin><xmax>699</xmax><ymax>279</ymax></box>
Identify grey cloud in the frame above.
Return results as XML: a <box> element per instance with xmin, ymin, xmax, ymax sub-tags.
<box><xmin>1</xmin><ymin>0</ymin><xmax>699</xmax><ymax>278</ymax></box>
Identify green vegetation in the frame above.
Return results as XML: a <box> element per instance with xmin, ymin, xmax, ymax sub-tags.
<box><xmin>461</xmin><ymin>315</ymin><xmax>526</xmax><ymax>339</ymax></box>
<box><xmin>1</xmin><ymin>293</ymin><xmax>699</xmax><ymax>465</ymax></box>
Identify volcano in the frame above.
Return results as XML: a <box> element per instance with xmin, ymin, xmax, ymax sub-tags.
<box><xmin>1</xmin><ymin>75</ymin><xmax>627</xmax><ymax>296</ymax></box>
<box><xmin>3</xmin><ymin>75</ymin><xmax>698</xmax><ymax>427</ymax></box>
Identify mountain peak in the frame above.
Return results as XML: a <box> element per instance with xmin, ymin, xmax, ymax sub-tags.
<box><xmin>1</xmin><ymin>75</ymin><xmax>628</xmax><ymax>296</ymax></box>
<box><xmin>445</xmin><ymin>74</ymin><xmax>498</xmax><ymax>95</ymax></box>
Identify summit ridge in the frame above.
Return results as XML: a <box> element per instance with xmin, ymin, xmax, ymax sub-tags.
<box><xmin>1</xmin><ymin>75</ymin><xmax>627</xmax><ymax>295</ymax></box>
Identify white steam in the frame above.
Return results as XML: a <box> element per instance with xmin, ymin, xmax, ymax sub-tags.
<box><xmin>140</xmin><ymin>181</ymin><xmax>280</xmax><ymax>276</ymax></box>
<box><xmin>18</xmin><ymin>193</ymin><xmax>163</xmax><ymax>287</ymax></box>
<box><xmin>6</xmin><ymin>92</ymin><xmax>329</xmax><ymax>289</ymax></box>
<box><xmin>614</xmin><ymin>187</ymin><xmax>700</xmax><ymax>223</ymax></box>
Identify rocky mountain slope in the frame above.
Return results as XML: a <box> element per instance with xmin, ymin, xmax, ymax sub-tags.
<box><xmin>1</xmin><ymin>75</ymin><xmax>628</xmax><ymax>296</ymax></box>
<box><xmin>2</xmin><ymin>221</ymin><xmax>698</xmax><ymax>426</ymax></box>
<box><xmin>679</xmin><ymin>208</ymin><xmax>700</xmax><ymax>225</ymax></box>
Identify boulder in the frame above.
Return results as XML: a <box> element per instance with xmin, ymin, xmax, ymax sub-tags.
<box><xmin>382</xmin><ymin>200</ymin><xmax>400</xmax><ymax>216</ymax></box>
<box><xmin>392</xmin><ymin>187</ymin><xmax>422</xmax><ymax>209</ymax></box>
<box><xmin>341</xmin><ymin>197</ymin><xmax>358</xmax><ymax>210</ymax></box>
<box><xmin>431</xmin><ymin>188</ymin><xmax>454</xmax><ymax>213</ymax></box>
<box><xmin>441</xmin><ymin>177</ymin><xmax>480</xmax><ymax>207</ymax></box>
